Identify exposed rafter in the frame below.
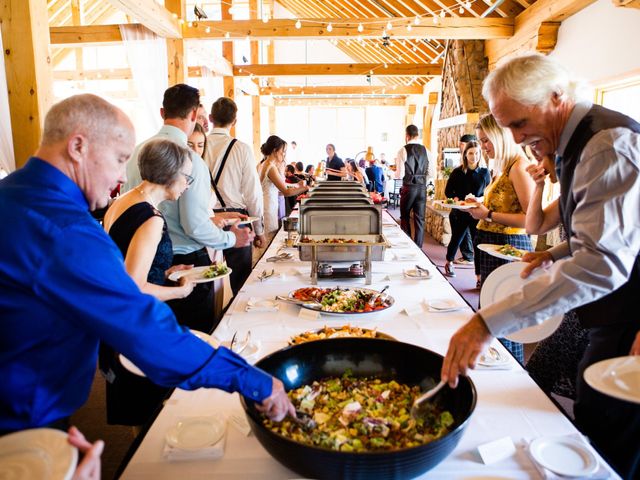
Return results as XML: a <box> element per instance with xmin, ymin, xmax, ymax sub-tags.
<box><xmin>103</xmin><ymin>0</ymin><xmax>180</xmax><ymax>38</ymax></box>
<box><xmin>231</xmin><ymin>63</ymin><xmax>442</xmax><ymax>77</ymax></box>
<box><xmin>262</xmin><ymin>85</ymin><xmax>424</xmax><ymax>95</ymax></box>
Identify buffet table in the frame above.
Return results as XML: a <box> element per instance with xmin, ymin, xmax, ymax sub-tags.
<box><xmin>120</xmin><ymin>211</ymin><xmax>618</xmax><ymax>479</ymax></box>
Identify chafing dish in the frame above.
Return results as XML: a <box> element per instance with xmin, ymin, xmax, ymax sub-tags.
<box><xmin>307</xmin><ymin>191</ymin><xmax>371</xmax><ymax>199</ymax></box>
<box><xmin>300</xmin><ymin>197</ymin><xmax>372</xmax><ymax>206</ymax></box>
<box><xmin>297</xmin><ymin>204</ymin><xmax>386</xmax><ymax>284</ymax></box>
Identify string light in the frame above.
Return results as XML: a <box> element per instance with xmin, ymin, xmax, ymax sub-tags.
<box><xmin>295</xmin><ymin>19</ymin><xmax>302</xmax><ymax>29</ymax></box>
<box><xmin>357</xmin><ymin>23</ymin><xmax>364</xmax><ymax>32</ymax></box>
<box><xmin>440</xmin><ymin>10</ymin><xmax>446</xmax><ymax>18</ymax></box>
<box><xmin>187</xmin><ymin>21</ymin><xmax>193</xmax><ymax>27</ymax></box>
<box><xmin>205</xmin><ymin>26</ymin><xmax>211</xmax><ymax>33</ymax></box>
<box><xmin>432</xmin><ymin>15</ymin><xmax>439</xmax><ymax>24</ymax></box>
<box><xmin>383</xmin><ymin>63</ymin><xmax>388</xmax><ymax>68</ymax></box>
<box><xmin>459</xmin><ymin>6</ymin><xmax>465</xmax><ymax>14</ymax></box>
<box><xmin>225</xmin><ymin>31</ymin><xmax>230</xmax><ymax>38</ymax></box>
<box><xmin>406</xmin><ymin>23</ymin><xmax>412</xmax><ymax>32</ymax></box>
<box><xmin>262</xmin><ymin>14</ymin><xmax>269</xmax><ymax>23</ymax></box>
<box><xmin>466</xmin><ymin>0</ymin><xmax>472</xmax><ymax>8</ymax></box>
<box><xmin>386</xmin><ymin>21</ymin><xmax>393</xmax><ymax>31</ymax></box>
<box><xmin>327</xmin><ymin>23</ymin><xmax>333</xmax><ymax>32</ymax></box>
<box><xmin>414</xmin><ymin>16</ymin><xmax>421</xmax><ymax>25</ymax></box>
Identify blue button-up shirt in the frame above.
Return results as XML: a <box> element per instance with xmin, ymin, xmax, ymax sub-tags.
<box><xmin>0</xmin><ymin>158</ymin><xmax>271</xmax><ymax>431</ymax></box>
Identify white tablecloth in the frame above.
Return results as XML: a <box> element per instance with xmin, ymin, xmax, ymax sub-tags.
<box><xmin>121</xmin><ymin>211</ymin><xmax>619</xmax><ymax>480</ymax></box>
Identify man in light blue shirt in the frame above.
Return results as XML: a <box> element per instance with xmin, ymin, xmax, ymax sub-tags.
<box><xmin>124</xmin><ymin>84</ymin><xmax>254</xmax><ymax>331</ymax></box>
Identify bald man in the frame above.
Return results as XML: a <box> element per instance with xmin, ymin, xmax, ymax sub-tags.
<box><xmin>0</xmin><ymin>94</ymin><xmax>294</xmax><ymax>438</ymax></box>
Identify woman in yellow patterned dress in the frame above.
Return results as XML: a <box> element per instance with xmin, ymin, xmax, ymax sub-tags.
<box><xmin>468</xmin><ymin>113</ymin><xmax>535</xmax><ymax>363</ymax></box>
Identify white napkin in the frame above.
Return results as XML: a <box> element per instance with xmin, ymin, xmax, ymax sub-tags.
<box><xmin>403</xmin><ymin>304</ymin><xmax>426</xmax><ymax>317</ymax></box>
<box><xmin>245</xmin><ymin>297</ymin><xmax>279</xmax><ymax>312</ymax></box>
<box><xmin>298</xmin><ymin>308</ymin><xmax>321</xmax><ymax>320</ymax></box>
<box><xmin>162</xmin><ymin>438</ymin><xmax>225</xmax><ymax>462</ymax></box>
<box><xmin>522</xmin><ymin>435</ymin><xmax>611</xmax><ymax>480</ymax></box>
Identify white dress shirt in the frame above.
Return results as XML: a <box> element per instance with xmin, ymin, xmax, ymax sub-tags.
<box><xmin>122</xmin><ymin>125</ymin><xmax>235</xmax><ymax>254</ymax></box>
<box><xmin>480</xmin><ymin>102</ymin><xmax>640</xmax><ymax>336</ymax></box>
<box><xmin>204</xmin><ymin>128</ymin><xmax>264</xmax><ymax>236</ymax></box>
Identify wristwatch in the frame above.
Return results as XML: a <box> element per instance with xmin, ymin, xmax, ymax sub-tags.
<box><xmin>486</xmin><ymin>210</ymin><xmax>493</xmax><ymax>223</ymax></box>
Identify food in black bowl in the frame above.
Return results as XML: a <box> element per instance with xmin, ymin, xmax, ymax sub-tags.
<box><xmin>240</xmin><ymin>338</ymin><xmax>476</xmax><ymax>480</ymax></box>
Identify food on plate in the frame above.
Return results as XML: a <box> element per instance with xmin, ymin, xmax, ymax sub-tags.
<box><xmin>444</xmin><ymin>197</ymin><xmax>472</xmax><ymax>206</ymax></box>
<box><xmin>263</xmin><ymin>371</ymin><xmax>454</xmax><ymax>452</ymax></box>
<box><xmin>291</xmin><ymin>287</ymin><xmax>391</xmax><ymax>313</ymax></box>
<box><xmin>289</xmin><ymin>326</ymin><xmax>392</xmax><ymax>345</ymax></box>
<box><xmin>202</xmin><ymin>263</ymin><xmax>229</xmax><ymax>278</ymax></box>
<box><xmin>369</xmin><ymin>192</ymin><xmax>385</xmax><ymax>204</ymax></box>
<box><xmin>496</xmin><ymin>244</ymin><xmax>524</xmax><ymax>258</ymax></box>
<box><xmin>300</xmin><ymin>237</ymin><xmax>367</xmax><ymax>244</ymax></box>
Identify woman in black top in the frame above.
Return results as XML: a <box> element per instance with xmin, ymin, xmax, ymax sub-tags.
<box><xmin>444</xmin><ymin>141</ymin><xmax>491</xmax><ymax>284</ymax></box>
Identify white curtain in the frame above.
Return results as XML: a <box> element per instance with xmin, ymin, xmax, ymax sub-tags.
<box><xmin>0</xmin><ymin>27</ymin><xmax>15</xmax><ymax>175</ymax></box>
<box><xmin>119</xmin><ymin>24</ymin><xmax>168</xmax><ymax>140</ymax></box>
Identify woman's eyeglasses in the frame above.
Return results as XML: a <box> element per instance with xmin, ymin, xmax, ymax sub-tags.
<box><xmin>182</xmin><ymin>173</ymin><xmax>195</xmax><ymax>186</ymax></box>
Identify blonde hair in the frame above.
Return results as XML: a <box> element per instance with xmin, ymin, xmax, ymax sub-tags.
<box><xmin>482</xmin><ymin>53</ymin><xmax>585</xmax><ymax>107</ymax></box>
<box><xmin>476</xmin><ymin>113</ymin><xmax>527</xmax><ymax>174</ymax></box>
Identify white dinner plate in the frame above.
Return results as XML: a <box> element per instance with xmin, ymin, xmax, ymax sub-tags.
<box><xmin>232</xmin><ymin>216</ymin><xmax>260</xmax><ymax>226</ymax></box>
<box><xmin>477</xmin><ymin>243</ymin><xmax>525</xmax><ymax>262</ymax></box>
<box><xmin>404</xmin><ymin>268</ymin><xmax>431</xmax><ymax>279</ymax></box>
<box><xmin>120</xmin><ymin>330</ymin><xmax>219</xmax><ymax>377</ymax></box>
<box><xmin>427</xmin><ymin>299</ymin><xmax>465</xmax><ymax>311</ymax></box>
<box><xmin>478</xmin><ymin>347</ymin><xmax>510</xmax><ymax>367</ymax></box>
<box><xmin>529</xmin><ymin>436</ymin><xmax>599</xmax><ymax>478</ymax></box>
<box><xmin>246</xmin><ymin>298</ymin><xmax>279</xmax><ymax>309</ymax></box>
<box><xmin>165</xmin><ymin>416</ymin><xmax>226</xmax><ymax>450</ymax></box>
<box><xmin>168</xmin><ymin>265</ymin><xmax>232</xmax><ymax>284</ymax></box>
<box><xmin>0</xmin><ymin>428</ymin><xmax>78</xmax><ymax>480</ymax></box>
<box><xmin>480</xmin><ymin>262</ymin><xmax>562</xmax><ymax>343</ymax></box>
<box><xmin>584</xmin><ymin>356</ymin><xmax>640</xmax><ymax>404</ymax></box>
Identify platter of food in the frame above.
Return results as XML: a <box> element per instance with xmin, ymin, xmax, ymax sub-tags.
<box><xmin>477</xmin><ymin>243</ymin><xmax>526</xmax><ymax>261</ymax></box>
<box><xmin>167</xmin><ymin>263</ymin><xmax>232</xmax><ymax>284</ymax></box>
<box><xmin>435</xmin><ymin>199</ymin><xmax>477</xmax><ymax>210</ymax></box>
<box><xmin>288</xmin><ymin>325</ymin><xmax>396</xmax><ymax>345</ymax></box>
<box><xmin>288</xmin><ymin>286</ymin><xmax>394</xmax><ymax>316</ymax></box>
<box><xmin>299</xmin><ymin>237</ymin><xmax>368</xmax><ymax>244</ymax></box>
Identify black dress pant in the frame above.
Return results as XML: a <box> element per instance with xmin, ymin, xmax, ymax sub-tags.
<box><xmin>400</xmin><ymin>185</ymin><xmax>426</xmax><ymax>248</ymax></box>
<box><xmin>223</xmin><ymin>242</ymin><xmax>252</xmax><ymax>295</ymax></box>
<box><xmin>574</xmin><ymin>320</ymin><xmax>640</xmax><ymax>479</ymax></box>
<box><xmin>446</xmin><ymin>209</ymin><xmax>477</xmax><ymax>262</ymax></box>
<box><xmin>167</xmin><ymin>248</ymin><xmax>219</xmax><ymax>333</ymax></box>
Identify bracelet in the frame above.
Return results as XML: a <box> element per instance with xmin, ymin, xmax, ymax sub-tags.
<box><xmin>486</xmin><ymin>210</ymin><xmax>493</xmax><ymax>223</ymax></box>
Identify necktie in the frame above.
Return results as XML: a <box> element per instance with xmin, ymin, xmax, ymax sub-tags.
<box><xmin>554</xmin><ymin>154</ymin><xmax>563</xmax><ymax>181</ymax></box>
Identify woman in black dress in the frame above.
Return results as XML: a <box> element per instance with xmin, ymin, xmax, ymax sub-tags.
<box><xmin>100</xmin><ymin>139</ymin><xmax>196</xmax><ymax>426</ymax></box>
<box><xmin>443</xmin><ymin>141</ymin><xmax>491</xmax><ymax>283</ymax></box>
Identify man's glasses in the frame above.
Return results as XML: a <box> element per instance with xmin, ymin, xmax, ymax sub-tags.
<box><xmin>182</xmin><ymin>173</ymin><xmax>195</xmax><ymax>186</ymax></box>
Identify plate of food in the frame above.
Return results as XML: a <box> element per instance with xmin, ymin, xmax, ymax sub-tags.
<box><xmin>436</xmin><ymin>198</ymin><xmax>477</xmax><ymax>210</ymax></box>
<box><xmin>478</xmin><ymin>243</ymin><xmax>526</xmax><ymax>262</ymax></box>
<box><xmin>168</xmin><ymin>264</ymin><xmax>232</xmax><ymax>284</ymax></box>
<box><xmin>288</xmin><ymin>286</ymin><xmax>394</xmax><ymax>317</ymax></box>
<box><xmin>289</xmin><ymin>325</ymin><xmax>396</xmax><ymax>345</ymax></box>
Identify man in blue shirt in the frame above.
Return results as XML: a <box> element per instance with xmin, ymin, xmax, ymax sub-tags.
<box><xmin>365</xmin><ymin>159</ymin><xmax>385</xmax><ymax>193</ymax></box>
<box><xmin>0</xmin><ymin>94</ymin><xmax>294</xmax><ymax>434</ymax></box>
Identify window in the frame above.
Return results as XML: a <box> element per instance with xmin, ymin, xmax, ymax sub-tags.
<box><xmin>594</xmin><ymin>71</ymin><xmax>640</xmax><ymax>122</ymax></box>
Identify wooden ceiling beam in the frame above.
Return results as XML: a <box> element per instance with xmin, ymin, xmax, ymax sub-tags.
<box><xmin>183</xmin><ymin>17</ymin><xmax>514</xmax><ymax>40</ymax></box>
<box><xmin>103</xmin><ymin>0</ymin><xmax>180</xmax><ymax>38</ymax></box>
<box><xmin>263</xmin><ymin>85</ymin><xmax>424</xmax><ymax>95</ymax></box>
<box><xmin>612</xmin><ymin>0</ymin><xmax>640</xmax><ymax>7</ymax></box>
<box><xmin>275</xmin><ymin>97</ymin><xmax>407</xmax><ymax>106</ymax></box>
<box><xmin>231</xmin><ymin>63</ymin><xmax>442</xmax><ymax>77</ymax></box>
<box><xmin>485</xmin><ymin>0</ymin><xmax>595</xmax><ymax>67</ymax></box>
<box><xmin>50</xmin><ymin>24</ymin><xmax>125</xmax><ymax>45</ymax></box>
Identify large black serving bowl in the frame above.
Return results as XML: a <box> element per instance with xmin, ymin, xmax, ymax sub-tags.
<box><xmin>240</xmin><ymin>338</ymin><xmax>476</xmax><ymax>480</ymax></box>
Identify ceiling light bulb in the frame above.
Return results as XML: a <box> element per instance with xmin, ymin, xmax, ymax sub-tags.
<box><xmin>459</xmin><ymin>6</ymin><xmax>465</xmax><ymax>13</ymax></box>
<box><xmin>466</xmin><ymin>0</ymin><xmax>472</xmax><ymax>8</ymax></box>
<box><xmin>225</xmin><ymin>31</ymin><xmax>230</xmax><ymax>38</ymax></box>
<box><xmin>406</xmin><ymin>24</ymin><xmax>412</xmax><ymax>32</ymax></box>
<box><xmin>187</xmin><ymin>21</ymin><xmax>193</xmax><ymax>27</ymax></box>
<box><xmin>172</xmin><ymin>13</ymin><xmax>178</xmax><ymax>19</ymax></box>
<box><xmin>440</xmin><ymin>10</ymin><xmax>446</xmax><ymax>17</ymax></box>
<box><xmin>369</xmin><ymin>70</ymin><xmax>373</xmax><ymax>75</ymax></box>
<box><xmin>432</xmin><ymin>15</ymin><xmax>438</xmax><ymax>24</ymax></box>
<box><xmin>262</xmin><ymin>14</ymin><xmax>269</xmax><ymax>23</ymax></box>
<box><xmin>413</xmin><ymin>46</ymin><xmax>417</xmax><ymax>51</ymax></box>
<box><xmin>327</xmin><ymin>23</ymin><xmax>333</xmax><ymax>32</ymax></box>
<box><xmin>386</xmin><ymin>21</ymin><xmax>392</xmax><ymax>30</ymax></box>
<box><xmin>414</xmin><ymin>16</ymin><xmax>421</xmax><ymax>25</ymax></box>
<box><xmin>358</xmin><ymin>23</ymin><xmax>364</xmax><ymax>32</ymax></box>
<box><xmin>205</xmin><ymin>26</ymin><xmax>211</xmax><ymax>33</ymax></box>
<box><xmin>384</xmin><ymin>63</ymin><xmax>388</xmax><ymax>68</ymax></box>
<box><xmin>295</xmin><ymin>19</ymin><xmax>302</xmax><ymax>29</ymax></box>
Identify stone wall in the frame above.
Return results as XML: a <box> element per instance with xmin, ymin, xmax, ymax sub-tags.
<box><xmin>436</xmin><ymin>40</ymin><xmax>490</xmax><ymax>174</ymax></box>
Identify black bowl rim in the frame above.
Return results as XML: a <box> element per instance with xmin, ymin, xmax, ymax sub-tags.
<box><xmin>241</xmin><ymin>338</ymin><xmax>477</xmax><ymax>457</ymax></box>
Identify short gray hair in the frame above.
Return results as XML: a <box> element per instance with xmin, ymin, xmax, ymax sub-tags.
<box><xmin>482</xmin><ymin>53</ymin><xmax>585</xmax><ymax>106</ymax></box>
<box><xmin>42</xmin><ymin>94</ymin><xmax>126</xmax><ymax>146</ymax></box>
<box><xmin>138</xmin><ymin>139</ymin><xmax>192</xmax><ymax>186</ymax></box>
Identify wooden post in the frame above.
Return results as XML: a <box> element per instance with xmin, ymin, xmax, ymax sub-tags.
<box><xmin>249</xmin><ymin>0</ymin><xmax>261</xmax><ymax>157</ymax></box>
<box><xmin>70</xmin><ymin>0</ymin><xmax>83</xmax><ymax>73</ymax></box>
<box><xmin>165</xmin><ymin>0</ymin><xmax>185</xmax><ymax>85</ymax></box>
<box><xmin>1</xmin><ymin>0</ymin><xmax>54</xmax><ymax>168</ymax></box>
<box><xmin>265</xmin><ymin>0</ymin><xmax>275</xmax><ymax>137</ymax></box>
<box><xmin>221</xmin><ymin>1</ymin><xmax>234</xmax><ymax>136</ymax></box>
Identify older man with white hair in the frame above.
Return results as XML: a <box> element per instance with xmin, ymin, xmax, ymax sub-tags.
<box><xmin>441</xmin><ymin>53</ymin><xmax>640</xmax><ymax>477</ymax></box>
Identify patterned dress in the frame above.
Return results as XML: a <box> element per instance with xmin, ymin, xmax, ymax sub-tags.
<box><xmin>475</xmin><ymin>158</ymin><xmax>533</xmax><ymax>363</ymax></box>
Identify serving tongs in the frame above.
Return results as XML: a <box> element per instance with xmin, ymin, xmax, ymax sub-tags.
<box><xmin>275</xmin><ymin>295</ymin><xmax>323</xmax><ymax>310</ymax></box>
<box><xmin>266</xmin><ymin>252</ymin><xmax>293</xmax><ymax>262</ymax></box>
